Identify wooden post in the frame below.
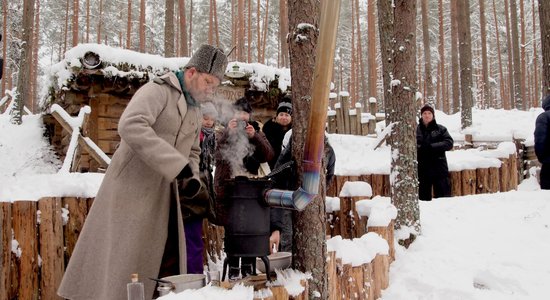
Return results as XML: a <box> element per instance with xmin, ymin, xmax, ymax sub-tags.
<box><xmin>372</xmin><ymin>254</ymin><xmax>389</xmax><ymax>300</ymax></box>
<box><xmin>327</xmin><ymin>113</ymin><xmax>337</xmax><ymax>134</ymax></box>
<box><xmin>327</xmin><ymin>251</ymin><xmax>337</xmax><ymax>300</ymax></box>
<box><xmin>450</xmin><ymin>171</ymin><xmax>462</xmax><ymax>196</ymax></box>
<box><xmin>368</xmin><ymin>100</ymin><xmax>377</xmax><ymax>135</ymax></box>
<box><xmin>38</xmin><ymin>198</ymin><xmax>65</xmax><ymax>300</ymax></box>
<box><xmin>340</xmin><ymin>94</ymin><xmax>351</xmax><ymax>134</ymax></box>
<box><xmin>62</xmin><ymin>197</ymin><xmax>89</xmax><ymax>263</ymax></box>
<box><xmin>362</xmin><ymin>262</ymin><xmax>375</xmax><ymax>300</ymax></box>
<box><xmin>499</xmin><ymin>157</ymin><xmax>510</xmax><ymax>192</ymax></box>
<box><xmin>349</xmin><ymin>110</ymin><xmax>358</xmax><ymax>135</ymax></box>
<box><xmin>370</xmin><ymin>174</ymin><xmax>384</xmax><ymax>197</ymax></box>
<box><xmin>1</xmin><ymin>202</ymin><xmax>12</xmax><ymax>300</ymax></box>
<box><xmin>13</xmin><ymin>201</ymin><xmax>39</xmax><ymax>300</ymax></box>
<box><xmin>461</xmin><ymin>169</ymin><xmax>476</xmax><ymax>195</ymax></box>
<box><xmin>476</xmin><ymin>168</ymin><xmax>490</xmax><ymax>194</ymax></box>
<box><xmin>338</xmin><ymin>197</ymin><xmax>353</xmax><ymax>239</ymax></box>
<box><xmin>368</xmin><ymin>220</ymin><xmax>395</xmax><ymax>262</ymax></box>
<box><xmin>335</xmin><ymin>103</ymin><xmax>344</xmax><ymax>134</ymax></box>
<box><xmin>488</xmin><ymin>167</ymin><xmax>500</xmax><ymax>193</ymax></box>
<box><xmin>509</xmin><ymin>153</ymin><xmax>518</xmax><ymax>189</ymax></box>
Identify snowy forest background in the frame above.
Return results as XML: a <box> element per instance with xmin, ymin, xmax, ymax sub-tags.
<box><xmin>0</xmin><ymin>0</ymin><xmax>548</xmax><ymax>114</ymax></box>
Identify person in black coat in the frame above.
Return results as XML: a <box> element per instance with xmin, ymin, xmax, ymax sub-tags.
<box><xmin>534</xmin><ymin>94</ymin><xmax>550</xmax><ymax>190</ymax></box>
<box><xmin>262</xmin><ymin>98</ymin><xmax>293</xmax><ymax>169</ymax></box>
<box><xmin>269</xmin><ymin>131</ymin><xmax>336</xmax><ymax>252</ymax></box>
<box><xmin>416</xmin><ymin>104</ymin><xmax>454</xmax><ymax>201</ymax></box>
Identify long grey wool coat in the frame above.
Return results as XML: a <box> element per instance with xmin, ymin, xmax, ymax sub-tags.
<box><xmin>58</xmin><ymin>72</ymin><xmax>201</xmax><ymax>300</ymax></box>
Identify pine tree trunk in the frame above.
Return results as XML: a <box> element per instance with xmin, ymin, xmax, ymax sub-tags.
<box><xmin>539</xmin><ymin>0</ymin><xmax>550</xmax><ymax>94</ymax></box>
<box><xmin>378</xmin><ymin>0</ymin><xmax>393</xmax><ymax>113</ymax></box>
<box><xmin>1</xmin><ymin>0</ymin><xmax>7</xmax><ymax>97</ymax></box>
<box><xmin>287</xmin><ymin>0</ymin><xmax>328</xmax><ymax>298</ymax></box>
<box><xmin>85</xmin><ymin>0</ymin><xmax>90</xmax><ymax>43</ymax></box>
<box><xmin>279</xmin><ymin>0</ymin><xmax>289</xmax><ymax>67</ymax></box>
<box><xmin>367</xmin><ymin>0</ymin><xmax>377</xmax><ymax>100</ymax></box>
<box><xmin>31</xmin><ymin>0</ymin><xmax>40</xmax><ymax>113</ymax></box>
<box><xmin>164</xmin><ymin>0</ymin><xmax>175</xmax><ymax>57</ymax></box>
<box><xmin>189</xmin><ymin>0</ymin><xmax>193</xmax><ymax>50</ymax></box>
<box><xmin>72</xmin><ymin>0</ymin><xmax>79</xmax><ymax>47</ymax></box>
<box><xmin>97</xmin><ymin>0</ymin><xmax>103</xmax><ymax>44</ymax></box>
<box><xmin>248</xmin><ymin>0</ymin><xmax>252</xmax><ymax>62</ymax></box>
<box><xmin>504</xmin><ymin>0</ymin><xmax>514</xmax><ymax>108</ymax></box>
<box><xmin>457</xmin><ymin>0</ymin><xmax>473</xmax><ymax>128</ymax></box>
<box><xmin>532</xmin><ymin>0</ymin><xmax>539</xmax><ymax>102</ymax></box>
<box><xmin>479</xmin><ymin>0</ymin><xmax>491</xmax><ymax>108</ymax></box>
<box><xmin>492</xmin><ymin>0</ymin><xmax>506</xmax><ymax>108</ymax></box>
<box><xmin>387</xmin><ymin>0</ymin><xmax>421</xmax><ymax>247</ymax></box>
<box><xmin>420</xmin><ymin>0</ymin><xmax>434</xmax><ymax>105</ymax></box>
<box><xmin>438</xmin><ymin>0</ymin><xmax>447</xmax><ymax>112</ymax></box>
<box><xmin>179</xmin><ymin>0</ymin><xmax>188</xmax><ymax>56</ymax></box>
<box><xmin>127</xmin><ymin>0</ymin><xmax>132</xmax><ymax>49</ymax></box>
<box><xmin>450</xmin><ymin>0</ymin><xmax>460</xmax><ymax>113</ymax></box>
<box><xmin>354</xmin><ymin>0</ymin><xmax>367</xmax><ymax>107</ymax></box>
<box><xmin>519</xmin><ymin>0</ymin><xmax>527</xmax><ymax>108</ymax></box>
<box><xmin>64</xmin><ymin>0</ymin><xmax>69</xmax><ymax>54</ymax></box>
<box><xmin>12</xmin><ymin>0</ymin><xmax>35</xmax><ymax>125</ymax></box>
<box><xmin>139</xmin><ymin>0</ymin><xmax>146</xmax><ymax>52</ymax></box>
<box><xmin>261</xmin><ymin>0</ymin><xmax>270</xmax><ymax>64</ymax></box>
<box><xmin>509</xmin><ymin>0</ymin><xmax>523</xmax><ymax>109</ymax></box>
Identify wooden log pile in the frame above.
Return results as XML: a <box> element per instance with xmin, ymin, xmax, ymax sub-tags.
<box><xmin>1</xmin><ymin>196</ymin><xmax>395</xmax><ymax>300</ymax></box>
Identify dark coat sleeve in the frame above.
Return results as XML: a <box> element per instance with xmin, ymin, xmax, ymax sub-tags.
<box><xmin>534</xmin><ymin>111</ymin><xmax>550</xmax><ymax>164</ymax></box>
<box><xmin>431</xmin><ymin>125</ymin><xmax>454</xmax><ymax>152</ymax></box>
<box><xmin>325</xmin><ymin>143</ymin><xmax>336</xmax><ymax>185</ymax></box>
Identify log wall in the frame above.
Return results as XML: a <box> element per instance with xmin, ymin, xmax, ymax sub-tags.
<box><xmin>1</xmin><ymin>197</ymin><xmax>394</xmax><ymax>300</ymax></box>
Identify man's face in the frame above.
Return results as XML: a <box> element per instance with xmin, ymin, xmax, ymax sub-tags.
<box><xmin>421</xmin><ymin>110</ymin><xmax>434</xmax><ymax>125</ymax></box>
<box><xmin>186</xmin><ymin>68</ymin><xmax>221</xmax><ymax>102</ymax></box>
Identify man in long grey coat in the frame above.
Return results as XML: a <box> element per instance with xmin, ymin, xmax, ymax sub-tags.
<box><xmin>58</xmin><ymin>44</ymin><xmax>228</xmax><ymax>300</ymax></box>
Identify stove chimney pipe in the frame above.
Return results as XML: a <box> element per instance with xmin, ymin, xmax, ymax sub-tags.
<box><xmin>265</xmin><ymin>0</ymin><xmax>341</xmax><ymax>211</ymax></box>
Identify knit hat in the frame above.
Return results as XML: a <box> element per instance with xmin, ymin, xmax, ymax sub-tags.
<box><xmin>233</xmin><ymin>97</ymin><xmax>252</xmax><ymax>113</ymax></box>
<box><xmin>185</xmin><ymin>44</ymin><xmax>228</xmax><ymax>82</ymax></box>
<box><xmin>276</xmin><ymin>102</ymin><xmax>292</xmax><ymax>116</ymax></box>
<box><xmin>420</xmin><ymin>103</ymin><xmax>434</xmax><ymax>115</ymax></box>
<box><xmin>200</xmin><ymin>102</ymin><xmax>218</xmax><ymax>119</ymax></box>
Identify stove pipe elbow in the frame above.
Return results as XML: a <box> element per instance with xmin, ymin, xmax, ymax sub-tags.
<box><xmin>264</xmin><ymin>161</ymin><xmax>321</xmax><ymax>211</ymax></box>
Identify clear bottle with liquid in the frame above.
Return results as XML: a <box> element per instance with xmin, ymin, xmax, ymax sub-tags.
<box><xmin>127</xmin><ymin>273</ymin><xmax>145</xmax><ymax>300</ymax></box>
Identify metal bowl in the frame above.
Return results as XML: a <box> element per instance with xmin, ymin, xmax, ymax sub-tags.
<box><xmin>161</xmin><ymin>274</ymin><xmax>206</xmax><ymax>292</ymax></box>
<box><xmin>256</xmin><ymin>252</ymin><xmax>292</xmax><ymax>273</ymax></box>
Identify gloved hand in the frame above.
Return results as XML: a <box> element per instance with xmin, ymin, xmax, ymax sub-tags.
<box><xmin>177</xmin><ymin>164</ymin><xmax>193</xmax><ymax>180</ymax></box>
<box><xmin>178</xmin><ymin>177</ymin><xmax>204</xmax><ymax>199</ymax></box>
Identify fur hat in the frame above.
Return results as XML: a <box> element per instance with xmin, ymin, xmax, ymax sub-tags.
<box><xmin>233</xmin><ymin>97</ymin><xmax>252</xmax><ymax>113</ymax></box>
<box><xmin>185</xmin><ymin>44</ymin><xmax>228</xmax><ymax>82</ymax></box>
<box><xmin>420</xmin><ymin>103</ymin><xmax>435</xmax><ymax>115</ymax></box>
<box><xmin>277</xmin><ymin>102</ymin><xmax>292</xmax><ymax>115</ymax></box>
<box><xmin>200</xmin><ymin>102</ymin><xmax>218</xmax><ymax>119</ymax></box>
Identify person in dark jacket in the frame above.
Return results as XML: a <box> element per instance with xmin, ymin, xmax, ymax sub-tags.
<box><xmin>269</xmin><ymin>130</ymin><xmax>336</xmax><ymax>252</ymax></box>
<box><xmin>214</xmin><ymin>97</ymin><xmax>274</xmax><ymax>279</ymax></box>
<box><xmin>416</xmin><ymin>103</ymin><xmax>454</xmax><ymax>201</ymax></box>
<box><xmin>534</xmin><ymin>94</ymin><xmax>550</xmax><ymax>190</ymax></box>
<box><xmin>262</xmin><ymin>97</ymin><xmax>293</xmax><ymax>169</ymax></box>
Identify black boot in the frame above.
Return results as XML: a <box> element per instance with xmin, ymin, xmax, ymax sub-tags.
<box><xmin>228</xmin><ymin>267</ymin><xmax>241</xmax><ymax>280</ymax></box>
<box><xmin>241</xmin><ymin>264</ymin><xmax>254</xmax><ymax>278</ymax></box>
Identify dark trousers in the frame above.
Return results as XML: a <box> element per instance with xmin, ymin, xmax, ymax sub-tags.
<box><xmin>541</xmin><ymin>163</ymin><xmax>550</xmax><ymax>190</ymax></box>
<box><xmin>184</xmin><ymin>218</ymin><xmax>204</xmax><ymax>274</ymax></box>
<box><xmin>419</xmin><ymin>173</ymin><xmax>451</xmax><ymax>201</ymax></box>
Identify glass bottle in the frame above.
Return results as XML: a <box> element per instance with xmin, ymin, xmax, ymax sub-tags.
<box><xmin>127</xmin><ymin>273</ymin><xmax>145</xmax><ymax>300</ymax></box>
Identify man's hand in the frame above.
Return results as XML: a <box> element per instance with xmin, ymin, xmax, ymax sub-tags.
<box><xmin>269</xmin><ymin>230</ymin><xmax>280</xmax><ymax>254</ymax></box>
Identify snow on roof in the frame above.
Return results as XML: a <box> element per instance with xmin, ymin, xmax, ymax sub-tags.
<box><xmin>45</xmin><ymin>43</ymin><xmax>291</xmax><ymax>94</ymax></box>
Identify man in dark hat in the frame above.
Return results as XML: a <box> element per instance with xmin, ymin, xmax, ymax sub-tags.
<box><xmin>416</xmin><ymin>103</ymin><xmax>454</xmax><ymax>201</ymax></box>
<box><xmin>59</xmin><ymin>44</ymin><xmax>228</xmax><ymax>300</ymax></box>
<box><xmin>534</xmin><ymin>94</ymin><xmax>550</xmax><ymax>189</ymax></box>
